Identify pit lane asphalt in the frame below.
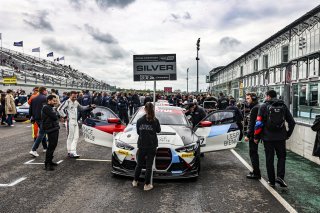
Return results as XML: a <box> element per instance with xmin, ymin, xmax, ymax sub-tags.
<box><xmin>0</xmin><ymin>123</ymin><xmax>287</xmax><ymax>213</ymax></box>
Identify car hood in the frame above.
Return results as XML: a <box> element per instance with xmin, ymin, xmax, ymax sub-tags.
<box><xmin>116</xmin><ymin>124</ymin><xmax>199</xmax><ymax>147</ymax></box>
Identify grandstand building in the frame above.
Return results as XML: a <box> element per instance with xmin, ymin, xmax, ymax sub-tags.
<box><xmin>0</xmin><ymin>47</ymin><xmax>115</xmax><ymax>91</ymax></box>
<box><xmin>206</xmin><ymin>5</ymin><xmax>320</xmax><ymax>164</ymax></box>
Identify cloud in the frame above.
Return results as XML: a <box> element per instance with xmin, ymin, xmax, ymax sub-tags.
<box><xmin>222</xmin><ymin>5</ymin><xmax>278</xmax><ymax>26</ymax></box>
<box><xmin>84</xmin><ymin>24</ymin><xmax>118</xmax><ymax>44</ymax></box>
<box><xmin>95</xmin><ymin>0</ymin><xmax>135</xmax><ymax>9</ymax></box>
<box><xmin>69</xmin><ymin>0</ymin><xmax>84</xmax><ymax>10</ymax></box>
<box><xmin>23</xmin><ymin>10</ymin><xmax>54</xmax><ymax>31</ymax></box>
<box><xmin>163</xmin><ymin>12</ymin><xmax>192</xmax><ymax>23</ymax></box>
<box><xmin>41</xmin><ymin>37</ymin><xmax>84</xmax><ymax>57</ymax></box>
<box><xmin>219</xmin><ymin>36</ymin><xmax>241</xmax><ymax>49</ymax></box>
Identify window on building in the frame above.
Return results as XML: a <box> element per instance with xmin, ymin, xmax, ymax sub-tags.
<box><xmin>253</xmin><ymin>59</ymin><xmax>258</xmax><ymax>71</ymax></box>
<box><xmin>240</xmin><ymin>66</ymin><xmax>243</xmax><ymax>77</ymax></box>
<box><xmin>263</xmin><ymin>55</ymin><xmax>268</xmax><ymax>69</ymax></box>
<box><xmin>282</xmin><ymin>45</ymin><xmax>289</xmax><ymax>63</ymax></box>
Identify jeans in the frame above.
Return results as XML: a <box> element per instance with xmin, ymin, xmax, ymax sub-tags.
<box><xmin>6</xmin><ymin>114</ymin><xmax>13</xmax><ymax>126</ymax></box>
<box><xmin>45</xmin><ymin>131</ymin><xmax>59</xmax><ymax>163</ymax></box>
<box><xmin>264</xmin><ymin>140</ymin><xmax>286</xmax><ymax>183</ymax></box>
<box><xmin>32</xmin><ymin>120</ymin><xmax>48</xmax><ymax>151</ymax></box>
<box><xmin>134</xmin><ymin>148</ymin><xmax>157</xmax><ymax>185</ymax></box>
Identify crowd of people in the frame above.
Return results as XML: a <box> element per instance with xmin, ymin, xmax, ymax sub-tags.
<box><xmin>0</xmin><ymin>87</ymin><xmax>296</xmax><ymax>189</ymax></box>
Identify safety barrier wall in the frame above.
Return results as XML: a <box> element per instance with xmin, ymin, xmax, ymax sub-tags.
<box><xmin>286</xmin><ymin>123</ymin><xmax>320</xmax><ymax>165</ymax></box>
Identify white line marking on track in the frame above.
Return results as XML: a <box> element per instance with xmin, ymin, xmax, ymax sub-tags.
<box><xmin>76</xmin><ymin>159</ymin><xmax>111</xmax><ymax>162</ymax></box>
<box><xmin>0</xmin><ymin>177</ymin><xmax>27</xmax><ymax>187</ymax></box>
<box><xmin>26</xmin><ymin>125</ymin><xmax>31</xmax><ymax>128</ymax></box>
<box><xmin>24</xmin><ymin>159</ymin><xmax>63</xmax><ymax>165</ymax></box>
<box><xmin>231</xmin><ymin>149</ymin><xmax>297</xmax><ymax>213</ymax></box>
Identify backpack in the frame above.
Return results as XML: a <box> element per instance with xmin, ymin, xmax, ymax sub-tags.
<box><xmin>266</xmin><ymin>101</ymin><xmax>286</xmax><ymax>131</ymax></box>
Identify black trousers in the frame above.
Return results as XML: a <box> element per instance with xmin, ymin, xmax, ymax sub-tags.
<box><xmin>134</xmin><ymin>148</ymin><xmax>156</xmax><ymax>185</ymax></box>
<box><xmin>129</xmin><ymin>106</ymin><xmax>133</xmax><ymax>116</ymax></box>
<box><xmin>45</xmin><ymin>131</ymin><xmax>59</xmax><ymax>164</ymax></box>
<box><xmin>263</xmin><ymin>140</ymin><xmax>286</xmax><ymax>183</ymax></box>
<box><xmin>119</xmin><ymin>110</ymin><xmax>129</xmax><ymax>125</ymax></box>
<box><xmin>237</xmin><ymin>122</ymin><xmax>244</xmax><ymax>141</ymax></box>
<box><xmin>249</xmin><ymin>139</ymin><xmax>260</xmax><ymax>175</ymax></box>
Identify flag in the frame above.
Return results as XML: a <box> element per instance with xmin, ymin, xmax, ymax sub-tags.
<box><xmin>59</xmin><ymin>56</ymin><xmax>64</xmax><ymax>61</ymax></box>
<box><xmin>13</xmin><ymin>41</ymin><xmax>23</xmax><ymax>47</ymax></box>
<box><xmin>32</xmin><ymin>47</ymin><xmax>40</xmax><ymax>52</ymax></box>
<box><xmin>47</xmin><ymin>52</ymin><xmax>53</xmax><ymax>57</ymax></box>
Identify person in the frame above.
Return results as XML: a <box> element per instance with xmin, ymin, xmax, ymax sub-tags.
<box><xmin>118</xmin><ymin>93</ymin><xmax>129</xmax><ymax>125</ymax></box>
<box><xmin>226</xmin><ymin>98</ymin><xmax>244</xmax><ymax>141</ymax></box>
<box><xmin>28</xmin><ymin>87</ymin><xmax>46</xmax><ymax>144</ymax></box>
<box><xmin>133</xmin><ymin>102</ymin><xmax>161</xmax><ymax>191</ymax></box>
<box><xmin>51</xmin><ymin>89</ymin><xmax>61</xmax><ymax>107</ymax></box>
<box><xmin>109</xmin><ymin>93</ymin><xmax>118</xmax><ymax>114</ymax></box>
<box><xmin>0</xmin><ymin>93</ymin><xmax>6</xmax><ymax>125</ymax></box>
<box><xmin>244</xmin><ymin>93</ymin><xmax>261</xmax><ymax>180</ymax></box>
<box><xmin>5</xmin><ymin>89</ymin><xmax>17</xmax><ymax>127</ymax></box>
<box><xmin>185</xmin><ymin>103</ymin><xmax>207</xmax><ymax>128</ymax></box>
<box><xmin>58</xmin><ymin>91</ymin><xmax>95</xmax><ymax>158</ymax></box>
<box><xmin>127</xmin><ymin>93</ymin><xmax>134</xmax><ymax>117</ymax></box>
<box><xmin>217</xmin><ymin>92</ymin><xmax>229</xmax><ymax>110</ymax></box>
<box><xmin>254</xmin><ymin>90</ymin><xmax>295</xmax><ymax>187</ymax></box>
<box><xmin>144</xmin><ymin>93</ymin><xmax>152</xmax><ymax>106</ymax></box>
<box><xmin>42</xmin><ymin>95</ymin><xmax>60</xmax><ymax>171</ymax></box>
<box><xmin>132</xmin><ymin>93</ymin><xmax>140</xmax><ymax>114</ymax></box>
<box><xmin>29</xmin><ymin>87</ymin><xmax>48</xmax><ymax>157</ymax></box>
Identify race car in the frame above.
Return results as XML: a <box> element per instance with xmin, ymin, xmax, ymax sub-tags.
<box><xmin>82</xmin><ymin>106</ymin><xmax>240</xmax><ymax>179</ymax></box>
<box><xmin>14</xmin><ymin>102</ymin><xmax>30</xmax><ymax>121</ymax></box>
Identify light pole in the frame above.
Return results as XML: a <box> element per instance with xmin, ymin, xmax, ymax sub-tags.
<box><xmin>196</xmin><ymin>38</ymin><xmax>200</xmax><ymax>93</ymax></box>
<box><xmin>186</xmin><ymin>68</ymin><xmax>189</xmax><ymax>93</ymax></box>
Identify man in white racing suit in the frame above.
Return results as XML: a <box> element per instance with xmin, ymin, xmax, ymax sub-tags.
<box><xmin>58</xmin><ymin>91</ymin><xmax>95</xmax><ymax>158</ymax></box>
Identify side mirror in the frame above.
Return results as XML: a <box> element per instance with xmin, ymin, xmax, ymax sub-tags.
<box><xmin>199</xmin><ymin>121</ymin><xmax>212</xmax><ymax>127</ymax></box>
<box><xmin>108</xmin><ymin>118</ymin><xmax>121</xmax><ymax>124</ymax></box>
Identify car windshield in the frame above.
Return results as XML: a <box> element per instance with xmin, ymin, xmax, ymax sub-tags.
<box><xmin>131</xmin><ymin>107</ymin><xmax>188</xmax><ymax>126</ymax></box>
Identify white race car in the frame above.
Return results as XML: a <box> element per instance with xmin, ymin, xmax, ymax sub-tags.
<box><xmin>82</xmin><ymin>106</ymin><xmax>240</xmax><ymax>179</ymax></box>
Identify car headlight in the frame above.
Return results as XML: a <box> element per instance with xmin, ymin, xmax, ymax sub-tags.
<box><xmin>175</xmin><ymin>143</ymin><xmax>199</xmax><ymax>153</ymax></box>
<box><xmin>115</xmin><ymin>140</ymin><xmax>134</xmax><ymax>151</ymax></box>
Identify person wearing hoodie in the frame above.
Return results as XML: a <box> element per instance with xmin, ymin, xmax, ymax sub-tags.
<box><xmin>254</xmin><ymin>90</ymin><xmax>295</xmax><ymax>187</ymax></box>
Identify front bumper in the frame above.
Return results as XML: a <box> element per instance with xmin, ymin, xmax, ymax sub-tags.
<box><xmin>111</xmin><ymin>151</ymin><xmax>200</xmax><ymax>179</ymax></box>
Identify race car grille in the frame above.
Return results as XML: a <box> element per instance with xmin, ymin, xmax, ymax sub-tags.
<box><xmin>155</xmin><ymin>148</ymin><xmax>172</xmax><ymax>170</ymax></box>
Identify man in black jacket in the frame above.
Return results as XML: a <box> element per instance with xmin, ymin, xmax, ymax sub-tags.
<box><xmin>244</xmin><ymin>93</ymin><xmax>261</xmax><ymax>179</ymax></box>
<box><xmin>254</xmin><ymin>90</ymin><xmax>295</xmax><ymax>187</ymax></box>
<box><xmin>29</xmin><ymin>87</ymin><xmax>48</xmax><ymax>157</ymax></box>
<box><xmin>185</xmin><ymin>103</ymin><xmax>207</xmax><ymax>128</ymax></box>
<box><xmin>217</xmin><ymin>92</ymin><xmax>229</xmax><ymax>110</ymax></box>
<box><xmin>42</xmin><ymin>95</ymin><xmax>60</xmax><ymax>171</ymax></box>
<box><xmin>226</xmin><ymin>98</ymin><xmax>244</xmax><ymax>141</ymax></box>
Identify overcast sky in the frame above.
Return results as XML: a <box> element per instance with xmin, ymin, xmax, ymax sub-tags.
<box><xmin>0</xmin><ymin>0</ymin><xmax>318</xmax><ymax>92</ymax></box>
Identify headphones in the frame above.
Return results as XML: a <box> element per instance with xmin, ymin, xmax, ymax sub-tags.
<box><xmin>247</xmin><ymin>92</ymin><xmax>257</xmax><ymax>101</ymax></box>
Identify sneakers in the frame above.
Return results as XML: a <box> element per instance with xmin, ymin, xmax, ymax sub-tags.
<box><xmin>276</xmin><ymin>177</ymin><xmax>288</xmax><ymax>187</ymax></box>
<box><xmin>29</xmin><ymin>150</ymin><xmax>39</xmax><ymax>157</ymax></box>
<box><xmin>246</xmin><ymin>172</ymin><xmax>261</xmax><ymax>180</ymax></box>
<box><xmin>267</xmin><ymin>181</ymin><xmax>275</xmax><ymax>187</ymax></box>
<box><xmin>43</xmin><ymin>149</ymin><xmax>47</xmax><ymax>153</ymax></box>
<box><xmin>10</xmin><ymin>125</ymin><xmax>14</xmax><ymax>127</ymax></box>
<box><xmin>132</xmin><ymin>180</ymin><xmax>138</xmax><ymax>187</ymax></box>
<box><xmin>68</xmin><ymin>153</ymin><xmax>80</xmax><ymax>158</ymax></box>
<box><xmin>44</xmin><ymin>163</ymin><xmax>55</xmax><ymax>171</ymax></box>
<box><xmin>144</xmin><ymin>184</ymin><xmax>154</xmax><ymax>191</ymax></box>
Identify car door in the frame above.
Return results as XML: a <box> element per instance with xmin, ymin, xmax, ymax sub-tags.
<box><xmin>195</xmin><ymin>110</ymin><xmax>240</xmax><ymax>153</ymax></box>
<box><xmin>82</xmin><ymin>107</ymin><xmax>126</xmax><ymax>147</ymax></box>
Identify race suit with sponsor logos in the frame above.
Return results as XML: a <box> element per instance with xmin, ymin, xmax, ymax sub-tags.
<box><xmin>58</xmin><ymin>99</ymin><xmax>90</xmax><ymax>154</ymax></box>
